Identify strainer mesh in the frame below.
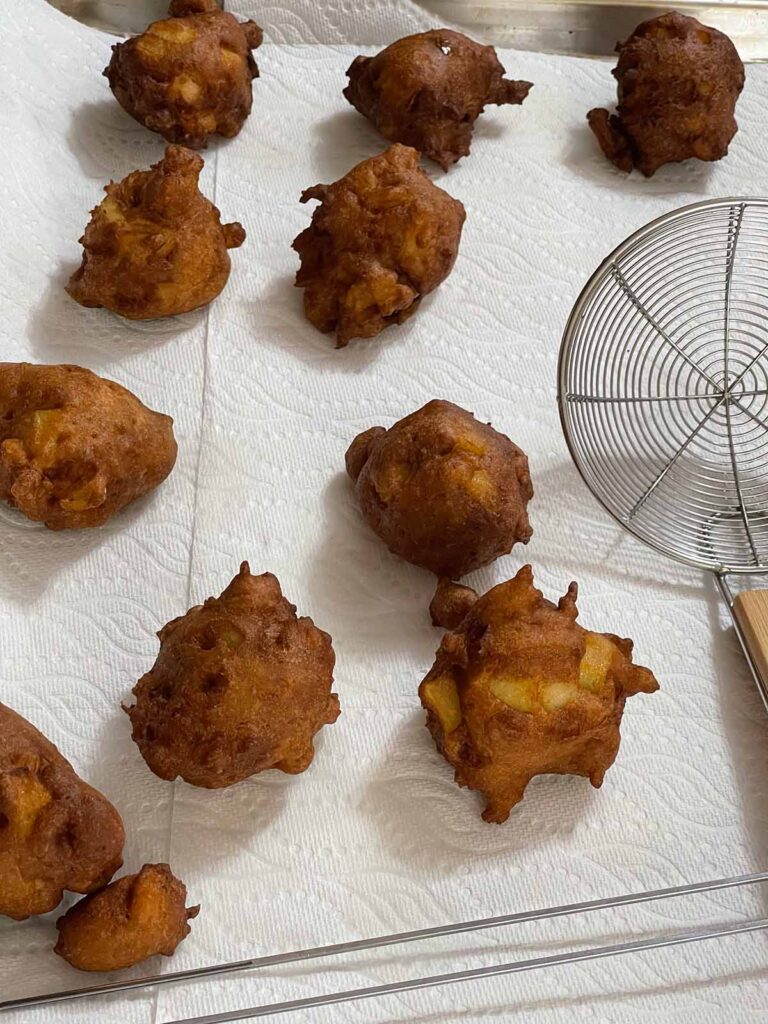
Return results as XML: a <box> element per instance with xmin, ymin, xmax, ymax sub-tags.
<box><xmin>559</xmin><ymin>198</ymin><xmax>768</xmax><ymax>574</ymax></box>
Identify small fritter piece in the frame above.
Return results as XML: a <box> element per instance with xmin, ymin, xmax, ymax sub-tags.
<box><xmin>587</xmin><ymin>12</ymin><xmax>744</xmax><ymax>177</ymax></box>
<box><xmin>429</xmin><ymin>577</ymin><xmax>479</xmax><ymax>630</ymax></box>
<box><xmin>292</xmin><ymin>144</ymin><xmax>465</xmax><ymax>347</ymax></box>
<box><xmin>0</xmin><ymin>363</ymin><xmax>177</xmax><ymax>530</ymax></box>
<box><xmin>0</xmin><ymin>703</ymin><xmax>124</xmax><ymax>920</ymax></box>
<box><xmin>420</xmin><ymin>567</ymin><xmax>659</xmax><ymax>823</ymax></box>
<box><xmin>125</xmin><ymin>563</ymin><xmax>340</xmax><ymax>788</ymax></box>
<box><xmin>345</xmin><ymin>30</ymin><xmax>532</xmax><ymax>169</ymax></box>
<box><xmin>67</xmin><ymin>145</ymin><xmax>245</xmax><ymax>320</ymax></box>
<box><xmin>346</xmin><ymin>400</ymin><xmax>532</xmax><ymax>578</ymax></box>
<box><xmin>105</xmin><ymin>0</ymin><xmax>262</xmax><ymax>148</ymax></box>
<box><xmin>55</xmin><ymin>863</ymin><xmax>199</xmax><ymax>972</ymax></box>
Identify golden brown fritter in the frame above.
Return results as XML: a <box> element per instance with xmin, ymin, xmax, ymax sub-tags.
<box><xmin>587</xmin><ymin>12</ymin><xmax>744</xmax><ymax>177</ymax></box>
<box><xmin>429</xmin><ymin>577</ymin><xmax>479</xmax><ymax>630</ymax></box>
<box><xmin>345</xmin><ymin>30</ymin><xmax>531</xmax><ymax>170</ymax></box>
<box><xmin>292</xmin><ymin>144</ymin><xmax>465</xmax><ymax>347</ymax></box>
<box><xmin>125</xmin><ymin>563</ymin><xmax>340</xmax><ymax>788</ymax></box>
<box><xmin>67</xmin><ymin>145</ymin><xmax>244</xmax><ymax>320</ymax></box>
<box><xmin>346</xmin><ymin>400</ymin><xmax>532</xmax><ymax>578</ymax></box>
<box><xmin>0</xmin><ymin>703</ymin><xmax>125</xmax><ymax>921</ymax></box>
<box><xmin>420</xmin><ymin>567</ymin><xmax>659</xmax><ymax>823</ymax></box>
<box><xmin>105</xmin><ymin>0</ymin><xmax>262</xmax><ymax>148</ymax></box>
<box><xmin>0</xmin><ymin>363</ymin><xmax>177</xmax><ymax>530</ymax></box>
<box><xmin>55</xmin><ymin>863</ymin><xmax>199</xmax><ymax>972</ymax></box>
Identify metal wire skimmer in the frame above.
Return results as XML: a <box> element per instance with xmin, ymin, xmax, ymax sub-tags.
<box><xmin>559</xmin><ymin>197</ymin><xmax>768</xmax><ymax>712</ymax></box>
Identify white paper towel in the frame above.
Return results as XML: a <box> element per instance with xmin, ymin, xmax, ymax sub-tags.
<box><xmin>1</xmin><ymin>2</ymin><xmax>768</xmax><ymax>1022</ymax></box>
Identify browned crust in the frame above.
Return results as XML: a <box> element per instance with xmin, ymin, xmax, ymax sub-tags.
<box><xmin>125</xmin><ymin>563</ymin><xmax>340</xmax><ymax>788</ymax></box>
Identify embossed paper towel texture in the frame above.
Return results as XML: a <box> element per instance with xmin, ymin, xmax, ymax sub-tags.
<box><xmin>1</xmin><ymin>2</ymin><xmax>768</xmax><ymax>1022</ymax></box>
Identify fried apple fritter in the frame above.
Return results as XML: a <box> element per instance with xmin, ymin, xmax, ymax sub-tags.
<box><xmin>587</xmin><ymin>12</ymin><xmax>744</xmax><ymax>177</ymax></box>
<box><xmin>346</xmin><ymin>400</ymin><xmax>532</xmax><ymax>578</ymax></box>
<box><xmin>420</xmin><ymin>567</ymin><xmax>659</xmax><ymax>823</ymax></box>
<box><xmin>0</xmin><ymin>363</ymin><xmax>177</xmax><ymax>530</ymax></box>
<box><xmin>345</xmin><ymin>29</ymin><xmax>531</xmax><ymax>169</ymax></box>
<box><xmin>106</xmin><ymin>0</ymin><xmax>262</xmax><ymax>148</ymax></box>
<box><xmin>67</xmin><ymin>146</ymin><xmax>244</xmax><ymax>320</ymax></box>
<box><xmin>429</xmin><ymin>577</ymin><xmax>479</xmax><ymax>630</ymax></box>
<box><xmin>0</xmin><ymin>703</ymin><xmax>125</xmax><ymax>920</ymax></box>
<box><xmin>292</xmin><ymin>144</ymin><xmax>465</xmax><ymax>347</ymax></box>
<box><xmin>55</xmin><ymin>863</ymin><xmax>199</xmax><ymax>972</ymax></box>
<box><xmin>125</xmin><ymin>563</ymin><xmax>340</xmax><ymax>788</ymax></box>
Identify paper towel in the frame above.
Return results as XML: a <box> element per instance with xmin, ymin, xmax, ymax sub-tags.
<box><xmin>1</xmin><ymin>1</ymin><xmax>767</xmax><ymax>1021</ymax></box>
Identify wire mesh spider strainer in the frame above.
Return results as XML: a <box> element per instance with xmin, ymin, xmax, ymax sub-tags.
<box><xmin>559</xmin><ymin>196</ymin><xmax>768</xmax><ymax>712</ymax></box>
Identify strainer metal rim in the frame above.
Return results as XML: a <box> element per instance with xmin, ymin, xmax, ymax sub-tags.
<box><xmin>558</xmin><ymin>195</ymin><xmax>768</xmax><ymax>577</ymax></box>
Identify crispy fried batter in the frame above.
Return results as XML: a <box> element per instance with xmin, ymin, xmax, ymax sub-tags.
<box><xmin>54</xmin><ymin>863</ymin><xmax>198</xmax><ymax>971</ymax></box>
<box><xmin>125</xmin><ymin>563</ymin><xmax>340</xmax><ymax>788</ymax></box>
<box><xmin>292</xmin><ymin>144</ymin><xmax>465</xmax><ymax>347</ymax></box>
<box><xmin>0</xmin><ymin>363</ymin><xmax>177</xmax><ymax>530</ymax></box>
<box><xmin>429</xmin><ymin>577</ymin><xmax>479</xmax><ymax>630</ymax></box>
<box><xmin>169</xmin><ymin>0</ymin><xmax>220</xmax><ymax>14</ymax></box>
<box><xmin>106</xmin><ymin>0</ymin><xmax>262</xmax><ymax>148</ymax></box>
<box><xmin>67</xmin><ymin>145</ymin><xmax>245</xmax><ymax>320</ymax></box>
<box><xmin>345</xmin><ymin>29</ymin><xmax>531</xmax><ymax>169</ymax></box>
<box><xmin>0</xmin><ymin>703</ymin><xmax>124</xmax><ymax>920</ymax></box>
<box><xmin>587</xmin><ymin>12</ymin><xmax>744</xmax><ymax>177</ymax></box>
<box><xmin>346</xmin><ymin>400</ymin><xmax>532</xmax><ymax>578</ymax></box>
<box><xmin>420</xmin><ymin>567</ymin><xmax>659</xmax><ymax>823</ymax></box>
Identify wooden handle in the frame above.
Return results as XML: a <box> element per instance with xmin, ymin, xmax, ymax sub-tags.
<box><xmin>732</xmin><ymin>590</ymin><xmax>768</xmax><ymax>689</ymax></box>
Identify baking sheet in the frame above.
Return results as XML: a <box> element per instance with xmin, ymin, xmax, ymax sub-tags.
<box><xmin>1</xmin><ymin>2</ymin><xmax>768</xmax><ymax>1021</ymax></box>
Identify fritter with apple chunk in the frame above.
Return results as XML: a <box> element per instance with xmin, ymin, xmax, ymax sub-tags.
<box><xmin>421</xmin><ymin>567</ymin><xmax>659</xmax><ymax>823</ymax></box>
<box><xmin>67</xmin><ymin>145</ymin><xmax>245</xmax><ymax>320</ymax></box>
<box><xmin>106</xmin><ymin>0</ymin><xmax>262</xmax><ymax>148</ymax></box>
<box><xmin>292</xmin><ymin>144</ymin><xmax>465</xmax><ymax>347</ymax></box>
<box><xmin>345</xmin><ymin>29</ymin><xmax>531</xmax><ymax>169</ymax></box>
<box><xmin>587</xmin><ymin>12</ymin><xmax>744</xmax><ymax>177</ymax></box>
<box><xmin>0</xmin><ymin>363</ymin><xmax>177</xmax><ymax>530</ymax></box>
<box><xmin>0</xmin><ymin>702</ymin><xmax>124</xmax><ymax>920</ymax></box>
<box><xmin>125</xmin><ymin>563</ymin><xmax>340</xmax><ymax>788</ymax></box>
<box><xmin>346</xmin><ymin>400</ymin><xmax>532</xmax><ymax>578</ymax></box>
<box><xmin>55</xmin><ymin>863</ymin><xmax>199</xmax><ymax>972</ymax></box>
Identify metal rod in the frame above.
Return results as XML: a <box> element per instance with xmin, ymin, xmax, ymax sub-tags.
<box><xmin>721</xmin><ymin>205</ymin><xmax>759</xmax><ymax>565</ymax></box>
<box><xmin>723</xmin><ymin>203</ymin><xmax>745</xmax><ymax>361</ymax></box>
<box><xmin>626</xmin><ymin>397</ymin><xmax>725</xmax><ymax>520</ymax></box>
<box><xmin>730</xmin><ymin>393</ymin><xmax>768</xmax><ymax>435</ymax></box>
<box><xmin>716</xmin><ymin>573</ymin><xmax>768</xmax><ymax>714</ymax></box>
<box><xmin>717</xmin><ymin>573</ymin><xmax>735</xmax><ymax>608</ymax></box>
<box><xmin>4</xmin><ymin>871</ymin><xmax>767</xmax><ymax>1012</ymax></box>
<box><xmin>168</xmin><ymin>917</ymin><xmax>768</xmax><ymax>1024</ymax></box>
<box><xmin>723</xmin><ymin>396</ymin><xmax>759</xmax><ymax>566</ymax></box>
<box><xmin>611</xmin><ymin>264</ymin><xmax>726</xmax><ymax>395</ymax></box>
<box><xmin>728</xmin><ymin>342</ymin><xmax>768</xmax><ymax>394</ymax></box>
<box><xmin>565</xmin><ymin>392</ymin><xmax>723</xmax><ymax>405</ymax></box>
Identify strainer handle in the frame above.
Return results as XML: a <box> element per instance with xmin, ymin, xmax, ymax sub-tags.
<box><xmin>721</xmin><ymin>582</ymin><xmax>768</xmax><ymax>713</ymax></box>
